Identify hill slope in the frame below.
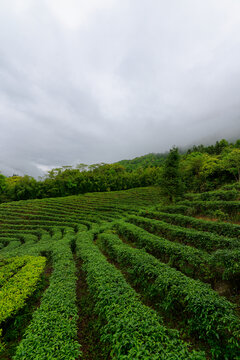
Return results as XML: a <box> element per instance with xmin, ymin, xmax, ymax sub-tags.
<box><xmin>117</xmin><ymin>152</ymin><xmax>167</xmax><ymax>170</ymax></box>
<box><xmin>0</xmin><ymin>186</ymin><xmax>240</xmax><ymax>359</ymax></box>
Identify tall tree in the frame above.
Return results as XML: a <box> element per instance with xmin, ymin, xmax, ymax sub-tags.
<box><xmin>222</xmin><ymin>149</ymin><xmax>240</xmax><ymax>182</ymax></box>
<box><xmin>159</xmin><ymin>147</ymin><xmax>184</xmax><ymax>202</ymax></box>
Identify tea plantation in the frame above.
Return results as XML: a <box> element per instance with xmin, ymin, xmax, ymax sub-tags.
<box><xmin>0</xmin><ymin>186</ymin><xmax>239</xmax><ymax>359</ymax></box>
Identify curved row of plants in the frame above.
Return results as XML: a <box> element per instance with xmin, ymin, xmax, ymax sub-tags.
<box><xmin>0</xmin><ymin>255</ymin><xmax>46</xmax><ymax>352</ymax></box>
<box><xmin>0</xmin><ymin>256</ymin><xmax>29</xmax><ymax>288</ymax></box>
<box><xmin>98</xmin><ymin>232</ymin><xmax>240</xmax><ymax>359</ymax></box>
<box><xmin>76</xmin><ymin>230</ymin><xmax>205</xmax><ymax>360</ymax></box>
<box><xmin>115</xmin><ymin>220</ymin><xmax>240</xmax><ymax>282</ymax></box>
<box><xmin>114</xmin><ymin>220</ymin><xmax>211</xmax><ymax>280</ymax></box>
<box><xmin>140</xmin><ymin>210</ymin><xmax>240</xmax><ymax>238</ymax></box>
<box><xmin>127</xmin><ymin>215</ymin><xmax>240</xmax><ymax>251</ymax></box>
<box><xmin>184</xmin><ymin>189</ymin><xmax>239</xmax><ymax>202</ymax></box>
<box><xmin>179</xmin><ymin>200</ymin><xmax>240</xmax><ymax>218</ymax></box>
<box><xmin>14</xmin><ymin>228</ymin><xmax>81</xmax><ymax>360</ymax></box>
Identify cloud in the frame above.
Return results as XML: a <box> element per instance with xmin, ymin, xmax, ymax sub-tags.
<box><xmin>47</xmin><ymin>0</ymin><xmax>118</xmax><ymax>29</ymax></box>
<box><xmin>0</xmin><ymin>0</ymin><xmax>240</xmax><ymax>176</ymax></box>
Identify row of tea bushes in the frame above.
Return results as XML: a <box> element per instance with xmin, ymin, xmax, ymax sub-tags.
<box><xmin>114</xmin><ymin>220</ymin><xmax>211</xmax><ymax>280</ymax></box>
<box><xmin>179</xmin><ymin>200</ymin><xmax>240</xmax><ymax>217</ymax></box>
<box><xmin>210</xmin><ymin>248</ymin><xmax>240</xmax><ymax>281</ymax></box>
<box><xmin>0</xmin><ymin>256</ymin><xmax>46</xmax><ymax>352</ymax></box>
<box><xmin>184</xmin><ymin>189</ymin><xmax>239</xmax><ymax>202</ymax></box>
<box><xmin>14</xmin><ymin>229</ymin><xmax>81</xmax><ymax>360</ymax></box>
<box><xmin>140</xmin><ymin>210</ymin><xmax>240</xmax><ymax>238</ymax></box>
<box><xmin>127</xmin><ymin>215</ymin><xmax>240</xmax><ymax>252</ymax></box>
<box><xmin>98</xmin><ymin>233</ymin><xmax>240</xmax><ymax>360</ymax></box>
<box><xmin>76</xmin><ymin>231</ymin><xmax>206</xmax><ymax>360</ymax></box>
<box><xmin>0</xmin><ymin>256</ymin><xmax>28</xmax><ymax>287</ymax></box>
<box><xmin>115</xmin><ymin>220</ymin><xmax>240</xmax><ymax>282</ymax></box>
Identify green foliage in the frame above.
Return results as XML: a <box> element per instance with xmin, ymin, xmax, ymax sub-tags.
<box><xmin>127</xmin><ymin>214</ymin><xmax>240</xmax><ymax>251</ymax></box>
<box><xmin>114</xmin><ymin>220</ymin><xmax>211</xmax><ymax>280</ymax></box>
<box><xmin>0</xmin><ymin>174</ymin><xmax>7</xmax><ymax>194</ymax></box>
<box><xmin>210</xmin><ymin>248</ymin><xmax>240</xmax><ymax>280</ymax></box>
<box><xmin>179</xmin><ymin>200</ymin><xmax>240</xmax><ymax>219</ymax></box>
<box><xmin>221</xmin><ymin>149</ymin><xmax>240</xmax><ymax>182</ymax></box>
<box><xmin>14</xmin><ymin>230</ymin><xmax>81</xmax><ymax>360</ymax></box>
<box><xmin>0</xmin><ymin>257</ymin><xmax>28</xmax><ymax>287</ymax></box>
<box><xmin>98</xmin><ymin>232</ymin><xmax>240</xmax><ymax>359</ymax></box>
<box><xmin>143</xmin><ymin>209</ymin><xmax>240</xmax><ymax>238</ymax></box>
<box><xmin>138</xmin><ymin>210</ymin><xmax>240</xmax><ymax>281</ymax></box>
<box><xmin>77</xmin><ymin>231</ymin><xmax>205</xmax><ymax>360</ymax></box>
<box><xmin>117</xmin><ymin>153</ymin><xmax>167</xmax><ymax>171</ymax></box>
<box><xmin>2</xmin><ymin>138</ymin><xmax>240</xmax><ymax>203</ymax></box>
<box><xmin>184</xmin><ymin>189</ymin><xmax>239</xmax><ymax>201</ymax></box>
<box><xmin>0</xmin><ymin>183</ymin><xmax>240</xmax><ymax>358</ymax></box>
<box><xmin>222</xmin><ymin>182</ymin><xmax>240</xmax><ymax>190</ymax></box>
<box><xmin>0</xmin><ymin>166</ymin><xmax>162</xmax><ymax>203</ymax></box>
<box><xmin>182</xmin><ymin>139</ymin><xmax>240</xmax><ymax>191</ymax></box>
<box><xmin>0</xmin><ymin>256</ymin><xmax>46</xmax><ymax>351</ymax></box>
<box><xmin>5</xmin><ymin>175</ymin><xmax>39</xmax><ymax>201</ymax></box>
<box><xmin>0</xmin><ymin>174</ymin><xmax>7</xmax><ymax>204</ymax></box>
<box><xmin>186</xmin><ymin>139</ymin><xmax>229</xmax><ymax>155</ymax></box>
<box><xmin>159</xmin><ymin>147</ymin><xmax>184</xmax><ymax>202</ymax></box>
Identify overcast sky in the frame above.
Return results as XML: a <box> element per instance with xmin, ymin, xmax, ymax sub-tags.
<box><xmin>1</xmin><ymin>0</ymin><xmax>240</xmax><ymax>177</ymax></box>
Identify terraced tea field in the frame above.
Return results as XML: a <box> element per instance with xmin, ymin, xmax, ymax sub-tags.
<box><xmin>0</xmin><ymin>186</ymin><xmax>240</xmax><ymax>359</ymax></box>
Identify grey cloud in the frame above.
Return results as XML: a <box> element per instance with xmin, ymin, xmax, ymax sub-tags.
<box><xmin>0</xmin><ymin>0</ymin><xmax>240</xmax><ymax>177</ymax></box>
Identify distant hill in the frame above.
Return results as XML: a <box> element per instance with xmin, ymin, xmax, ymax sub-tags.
<box><xmin>116</xmin><ymin>153</ymin><xmax>167</xmax><ymax>171</ymax></box>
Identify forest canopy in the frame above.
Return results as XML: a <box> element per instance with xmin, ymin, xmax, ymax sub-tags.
<box><xmin>1</xmin><ymin>139</ymin><xmax>240</xmax><ymax>203</ymax></box>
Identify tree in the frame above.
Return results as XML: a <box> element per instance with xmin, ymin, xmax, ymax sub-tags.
<box><xmin>235</xmin><ymin>140</ymin><xmax>240</xmax><ymax>149</ymax></box>
<box><xmin>221</xmin><ymin>149</ymin><xmax>240</xmax><ymax>182</ymax></box>
<box><xmin>76</xmin><ymin>163</ymin><xmax>88</xmax><ymax>172</ymax></box>
<box><xmin>0</xmin><ymin>174</ymin><xmax>7</xmax><ymax>202</ymax></box>
<box><xmin>215</xmin><ymin>139</ymin><xmax>229</xmax><ymax>155</ymax></box>
<box><xmin>0</xmin><ymin>174</ymin><xmax>6</xmax><ymax>193</ymax></box>
<box><xmin>4</xmin><ymin>175</ymin><xmax>39</xmax><ymax>201</ymax></box>
<box><xmin>159</xmin><ymin>147</ymin><xmax>184</xmax><ymax>202</ymax></box>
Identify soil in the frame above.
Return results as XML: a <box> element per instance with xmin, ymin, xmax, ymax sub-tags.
<box><xmin>74</xmin><ymin>255</ymin><xmax>110</xmax><ymax>360</ymax></box>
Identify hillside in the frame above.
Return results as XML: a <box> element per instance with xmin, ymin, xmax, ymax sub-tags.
<box><xmin>116</xmin><ymin>152</ymin><xmax>167</xmax><ymax>171</ymax></box>
<box><xmin>0</xmin><ymin>185</ymin><xmax>240</xmax><ymax>359</ymax></box>
<box><xmin>1</xmin><ymin>138</ymin><xmax>240</xmax><ymax>204</ymax></box>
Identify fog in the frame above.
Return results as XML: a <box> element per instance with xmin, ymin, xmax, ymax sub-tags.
<box><xmin>0</xmin><ymin>0</ymin><xmax>240</xmax><ymax>176</ymax></box>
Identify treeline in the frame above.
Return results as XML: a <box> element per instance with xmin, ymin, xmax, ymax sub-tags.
<box><xmin>117</xmin><ymin>153</ymin><xmax>167</xmax><ymax>170</ymax></box>
<box><xmin>186</xmin><ymin>138</ymin><xmax>240</xmax><ymax>155</ymax></box>
<box><xmin>0</xmin><ymin>138</ymin><xmax>240</xmax><ymax>203</ymax></box>
<box><xmin>0</xmin><ymin>164</ymin><xmax>160</xmax><ymax>202</ymax></box>
<box><xmin>181</xmin><ymin>138</ymin><xmax>240</xmax><ymax>192</ymax></box>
